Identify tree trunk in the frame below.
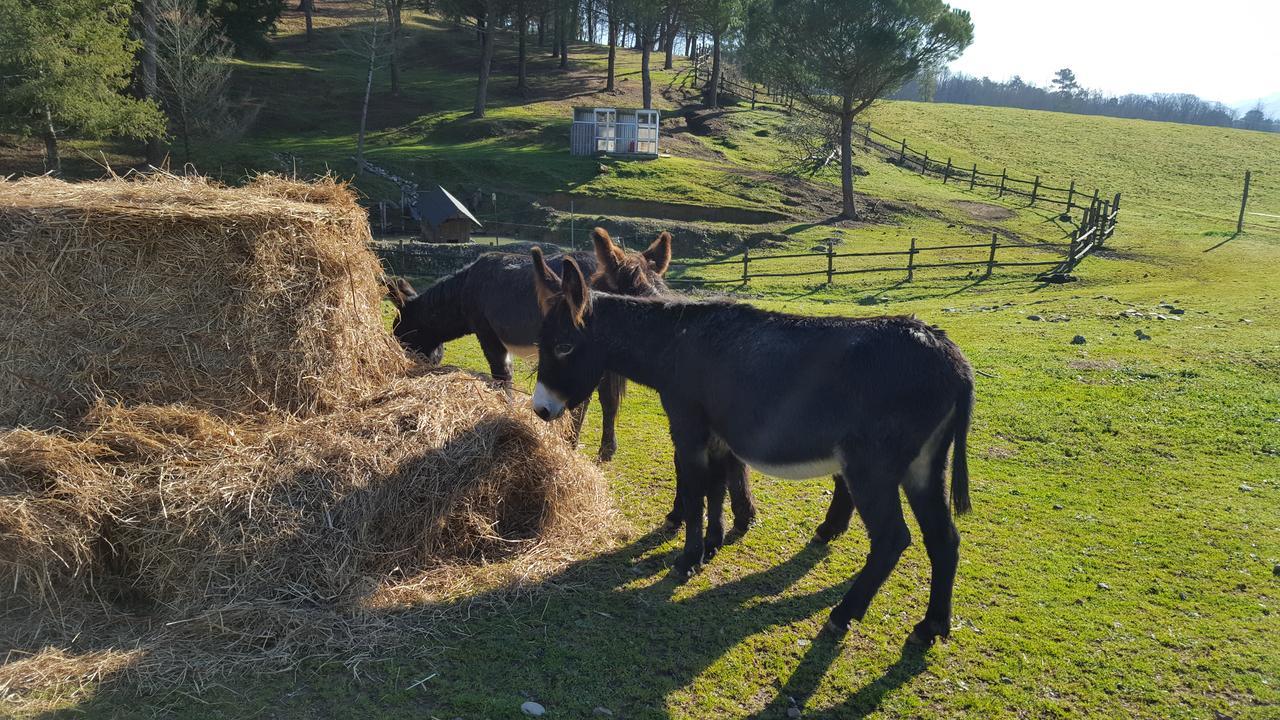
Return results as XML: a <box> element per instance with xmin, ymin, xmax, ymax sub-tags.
<box><xmin>43</xmin><ymin>108</ymin><xmax>61</xmax><ymax>175</ymax></box>
<box><xmin>706</xmin><ymin>32</ymin><xmax>721</xmax><ymax>107</ymax></box>
<box><xmin>474</xmin><ymin>15</ymin><xmax>495</xmax><ymax>117</ymax></box>
<box><xmin>537</xmin><ymin>11</ymin><xmax>545</xmax><ymax>46</ymax></box>
<box><xmin>839</xmin><ymin>95</ymin><xmax>857</xmax><ymax>220</ymax></box>
<box><xmin>303</xmin><ymin>0</ymin><xmax>313</xmax><ymax>42</ymax></box>
<box><xmin>357</xmin><ymin>16</ymin><xmax>381</xmax><ymax>173</ymax></box>
<box><xmin>516</xmin><ymin>0</ymin><xmax>528</xmax><ymax>92</ymax></box>
<box><xmin>558</xmin><ymin>1</ymin><xmax>569</xmax><ymax>69</ymax></box>
<box><xmin>605</xmin><ymin>14</ymin><xmax>616</xmax><ymax>91</ymax></box>
<box><xmin>387</xmin><ymin>5</ymin><xmax>401</xmax><ymax>95</ymax></box>
<box><xmin>663</xmin><ymin>20</ymin><xmax>676</xmax><ymax>70</ymax></box>
<box><xmin>641</xmin><ymin>34</ymin><xmax>652</xmax><ymax>109</ymax></box>
<box><xmin>140</xmin><ymin>0</ymin><xmax>163</xmax><ymax>166</ymax></box>
<box><xmin>584</xmin><ymin>0</ymin><xmax>595</xmax><ymax>43</ymax></box>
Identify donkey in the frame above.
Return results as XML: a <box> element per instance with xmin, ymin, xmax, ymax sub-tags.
<box><xmin>526</xmin><ymin>250</ymin><xmax>975</xmax><ymax>647</ymax></box>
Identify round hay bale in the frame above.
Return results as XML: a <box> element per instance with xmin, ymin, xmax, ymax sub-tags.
<box><xmin>0</xmin><ymin>173</ymin><xmax>408</xmax><ymax>428</ymax></box>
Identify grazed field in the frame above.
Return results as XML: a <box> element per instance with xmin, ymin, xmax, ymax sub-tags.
<box><xmin>5</xmin><ymin>2</ymin><xmax>1279</xmax><ymax>718</ymax></box>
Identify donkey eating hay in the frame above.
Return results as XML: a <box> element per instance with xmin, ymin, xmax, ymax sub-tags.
<box><xmin>527</xmin><ymin>250</ymin><xmax>976</xmax><ymax>647</ymax></box>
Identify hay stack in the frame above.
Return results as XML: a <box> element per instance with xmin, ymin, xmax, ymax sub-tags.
<box><xmin>0</xmin><ymin>176</ymin><xmax>617</xmax><ymax>704</ymax></box>
<box><xmin>0</xmin><ymin>173</ymin><xmax>407</xmax><ymax>428</ymax></box>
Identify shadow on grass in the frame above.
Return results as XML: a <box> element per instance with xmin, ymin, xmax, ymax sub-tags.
<box><xmin>28</xmin><ymin>506</ymin><xmax>939</xmax><ymax>719</ymax></box>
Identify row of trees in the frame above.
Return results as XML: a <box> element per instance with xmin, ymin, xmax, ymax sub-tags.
<box><xmin>434</xmin><ymin>0</ymin><xmax>754</xmax><ymax>117</ymax></box>
<box><xmin>892</xmin><ymin>68</ymin><xmax>1280</xmax><ymax>133</ymax></box>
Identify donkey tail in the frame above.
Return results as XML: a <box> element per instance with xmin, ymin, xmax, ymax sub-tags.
<box><xmin>950</xmin><ymin>385</ymin><xmax>974</xmax><ymax>515</ymax></box>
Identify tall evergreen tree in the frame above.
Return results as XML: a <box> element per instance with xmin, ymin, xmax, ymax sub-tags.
<box><xmin>0</xmin><ymin>0</ymin><xmax>165</xmax><ymax>173</ymax></box>
<box><xmin>745</xmin><ymin>0</ymin><xmax>973</xmax><ymax>219</ymax></box>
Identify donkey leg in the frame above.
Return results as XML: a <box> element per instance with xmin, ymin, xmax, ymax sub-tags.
<box><xmin>596</xmin><ymin>373</ymin><xmax>622</xmax><ymax>462</ymax></box>
<box><xmin>826</xmin><ymin>466</ymin><xmax>911</xmax><ymax>634</ymax></box>
<box><xmin>902</xmin><ymin>458</ymin><xmax>960</xmax><ymax>647</ymax></box>
<box><xmin>663</xmin><ymin>485</ymin><xmax>684</xmax><ymax>531</ymax></box>
<box><xmin>671</xmin><ymin>447</ymin><xmax>712</xmax><ymax>577</ymax></box>
<box><xmin>474</xmin><ymin>324</ymin><xmax>513</xmax><ymax>391</ymax></box>
<box><xmin>814</xmin><ymin>474</ymin><xmax>855</xmax><ymax>544</ymax></box>
<box><xmin>568</xmin><ymin>396</ymin><xmax>592</xmax><ymax>447</ymax></box>
<box><xmin>703</xmin><ymin>457</ymin><xmax>729</xmax><ymax>560</ymax></box>
<box><xmin>724</xmin><ymin>456</ymin><xmax>757</xmax><ymax>537</ymax></box>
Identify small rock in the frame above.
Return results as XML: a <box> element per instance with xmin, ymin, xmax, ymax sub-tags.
<box><xmin>522</xmin><ymin>701</ymin><xmax>546</xmax><ymax>716</ymax></box>
<box><xmin>1171</xmin><ymin>308</ymin><xmax>1185</xmax><ymax>315</ymax></box>
<box><xmin>1027</xmin><ymin>314</ymin><xmax>1043</xmax><ymax>321</ymax></box>
<box><xmin>597</xmin><ymin>164</ymin><xmax>610</xmax><ymax>174</ymax></box>
<box><xmin>1047</xmin><ymin>314</ymin><xmax>1070</xmax><ymax>322</ymax></box>
<box><xmin>594</xmin><ymin>707</ymin><xmax>614</xmax><ymax>717</ymax></box>
<box><xmin>1134</xmin><ymin>329</ymin><xmax>1151</xmax><ymax>341</ymax></box>
<box><xmin>1053</xmin><ymin>503</ymin><xmax>1064</xmax><ymax>510</ymax></box>
<box><xmin>1097</xmin><ymin>582</ymin><xmax>1111</xmax><ymax>590</ymax></box>
<box><xmin>1239</xmin><ymin>484</ymin><xmax>1254</xmax><ymax>492</ymax></box>
<box><xmin>1070</xmin><ymin>335</ymin><xmax>1086</xmax><ymax>345</ymax></box>
<box><xmin>1179</xmin><ymin>592</ymin><xmax>1188</xmax><ymax>601</ymax></box>
<box><xmin>1273</xmin><ymin>564</ymin><xmax>1280</xmax><ymax>577</ymax></box>
<box><xmin>787</xmin><ymin>708</ymin><xmax>802</xmax><ymax>719</ymax></box>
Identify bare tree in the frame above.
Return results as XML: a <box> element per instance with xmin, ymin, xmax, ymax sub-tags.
<box><xmin>154</xmin><ymin>0</ymin><xmax>239</xmax><ymax>165</ymax></box>
<box><xmin>346</xmin><ymin>4</ymin><xmax>389</xmax><ymax>172</ymax></box>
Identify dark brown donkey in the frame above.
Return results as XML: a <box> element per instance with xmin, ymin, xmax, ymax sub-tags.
<box><xmin>527</xmin><ymin>251</ymin><xmax>974</xmax><ymax>647</ymax></box>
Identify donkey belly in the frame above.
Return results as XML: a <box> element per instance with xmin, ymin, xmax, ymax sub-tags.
<box><xmin>738</xmin><ymin>453</ymin><xmax>842</xmax><ymax>480</ymax></box>
<box><xmin>503</xmin><ymin>343</ymin><xmax>538</xmax><ymax>360</ymax></box>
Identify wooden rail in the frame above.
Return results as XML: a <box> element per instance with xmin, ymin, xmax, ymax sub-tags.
<box><xmin>666</xmin><ymin>233</ymin><xmax>1072</xmax><ymax>287</ymax></box>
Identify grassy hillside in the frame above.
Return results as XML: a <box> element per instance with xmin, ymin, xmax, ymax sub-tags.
<box><xmin>5</xmin><ymin>2</ymin><xmax>1280</xmax><ymax>718</ymax></box>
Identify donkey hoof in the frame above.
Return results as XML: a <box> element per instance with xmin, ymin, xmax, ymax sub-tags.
<box><xmin>812</xmin><ymin>524</ymin><xmax>846</xmax><ymax>545</ymax></box>
<box><xmin>821</xmin><ymin>617</ymin><xmax>850</xmax><ymax>638</ymax></box>
<box><xmin>905</xmin><ymin>619</ymin><xmax>949</xmax><ymax>648</ymax></box>
<box><xmin>662</xmin><ymin>514</ymin><xmax>683</xmax><ymax>532</ymax></box>
<box><xmin>597</xmin><ymin>443</ymin><xmax>617</xmax><ymax>462</ymax></box>
<box><xmin>671</xmin><ymin>559</ymin><xmax>700</xmax><ymax>581</ymax></box>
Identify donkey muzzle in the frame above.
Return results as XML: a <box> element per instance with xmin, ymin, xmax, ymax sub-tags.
<box><xmin>532</xmin><ymin>382</ymin><xmax>566</xmax><ymax>421</ymax></box>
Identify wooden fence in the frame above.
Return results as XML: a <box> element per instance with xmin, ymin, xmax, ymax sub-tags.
<box><xmin>668</xmin><ymin>204</ymin><xmax>1118</xmax><ymax>287</ymax></box>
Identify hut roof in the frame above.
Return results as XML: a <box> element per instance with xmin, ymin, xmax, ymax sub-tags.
<box><xmin>418</xmin><ymin>186</ymin><xmax>482</xmax><ymax>229</ymax></box>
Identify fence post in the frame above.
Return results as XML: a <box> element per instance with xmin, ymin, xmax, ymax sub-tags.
<box><xmin>1090</xmin><ymin>188</ymin><xmax>1099</xmax><ymax>215</ymax></box>
<box><xmin>943</xmin><ymin>158</ymin><xmax>952</xmax><ymax>184</ymax></box>
<box><xmin>742</xmin><ymin>243</ymin><xmax>750</xmax><ymax>285</ymax></box>
<box><xmin>906</xmin><ymin>237</ymin><xmax>916</xmax><ymax>282</ymax></box>
<box><xmin>1067</xmin><ymin>226</ymin><xmax>1079</xmax><ymax>271</ymax></box>
<box><xmin>1066</xmin><ymin>179</ymin><xmax>1076</xmax><ymax>211</ymax></box>
<box><xmin>1099</xmin><ymin>200</ymin><xmax>1110</xmax><ymax>245</ymax></box>
<box><xmin>1238</xmin><ymin>170</ymin><xmax>1252</xmax><ymax>234</ymax></box>
<box><xmin>985</xmin><ymin>232</ymin><xmax>998</xmax><ymax>278</ymax></box>
<box><xmin>826</xmin><ymin>241</ymin><xmax>835</xmax><ymax>285</ymax></box>
<box><xmin>969</xmin><ymin>163</ymin><xmax>978</xmax><ymax>191</ymax></box>
<box><xmin>864</xmin><ymin>122</ymin><xmax>872</xmax><ymax>148</ymax></box>
<box><xmin>899</xmin><ymin>139</ymin><xmax>907</xmax><ymax>164</ymax></box>
<box><xmin>1031</xmin><ymin>175</ymin><xmax>1040</xmax><ymax>206</ymax></box>
<box><xmin>999</xmin><ymin>169</ymin><xmax>1007</xmax><ymax>197</ymax></box>
<box><xmin>921</xmin><ymin>151</ymin><xmax>929</xmax><ymax>175</ymax></box>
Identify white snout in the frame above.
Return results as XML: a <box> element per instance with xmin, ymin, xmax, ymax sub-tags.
<box><xmin>532</xmin><ymin>382</ymin><xmax>566</xmax><ymax>421</ymax></box>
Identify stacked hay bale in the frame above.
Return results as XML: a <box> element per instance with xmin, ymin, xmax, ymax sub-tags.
<box><xmin>0</xmin><ymin>175</ymin><xmax>613</xmax><ymax>700</ymax></box>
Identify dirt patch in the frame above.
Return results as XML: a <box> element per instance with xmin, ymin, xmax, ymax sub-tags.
<box><xmin>951</xmin><ymin>200</ymin><xmax>1016</xmax><ymax>221</ymax></box>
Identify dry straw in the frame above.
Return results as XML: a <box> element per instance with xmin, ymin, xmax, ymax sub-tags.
<box><xmin>0</xmin><ymin>175</ymin><xmax>617</xmax><ymax>711</ymax></box>
<box><xmin>0</xmin><ymin>172</ymin><xmax>408</xmax><ymax>427</ymax></box>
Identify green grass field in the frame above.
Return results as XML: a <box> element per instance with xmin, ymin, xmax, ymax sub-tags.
<box><xmin>6</xmin><ymin>1</ymin><xmax>1280</xmax><ymax>718</ymax></box>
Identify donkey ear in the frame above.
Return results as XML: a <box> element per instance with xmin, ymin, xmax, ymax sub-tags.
<box><xmin>384</xmin><ymin>277</ymin><xmax>409</xmax><ymax>308</ymax></box>
<box><xmin>643</xmin><ymin>231</ymin><xmax>673</xmax><ymax>276</ymax></box>
<box><xmin>592</xmin><ymin>227</ymin><xmax>624</xmax><ymax>274</ymax></box>
<box><xmin>531</xmin><ymin>247</ymin><xmax>563</xmax><ymax>317</ymax></box>
<box><xmin>395</xmin><ymin>278</ymin><xmax>417</xmax><ymax>298</ymax></box>
<box><xmin>561</xmin><ymin>257</ymin><xmax>592</xmax><ymax>327</ymax></box>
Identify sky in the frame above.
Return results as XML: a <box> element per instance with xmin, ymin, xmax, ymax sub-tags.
<box><xmin>945</xmin><ymin>0</ymin><xmax>1280</xmax><ymax>107</ymax></box>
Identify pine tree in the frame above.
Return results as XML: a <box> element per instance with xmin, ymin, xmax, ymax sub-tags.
<box><xmin>0</xmin><ymin>0</ymin><xmax>166</xmax><ymax>174</ymax></box>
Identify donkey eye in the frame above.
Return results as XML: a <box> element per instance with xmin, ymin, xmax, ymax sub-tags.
<box><xmin>554</xmin><ymin>343</ymin><xmax>574</xmax><ymax>357</ymax></box>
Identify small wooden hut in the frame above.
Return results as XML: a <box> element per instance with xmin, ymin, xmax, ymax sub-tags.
<box><xmin>418</xmin><ymin>185</ymin><xmax>482</xmax><ymax>243</ymax></box>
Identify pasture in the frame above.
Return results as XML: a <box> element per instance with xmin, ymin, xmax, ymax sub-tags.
<box><xmin>3</xmin><ymin>2</ymin><xmax>1278</xmax><ymax>718</ymax></box>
